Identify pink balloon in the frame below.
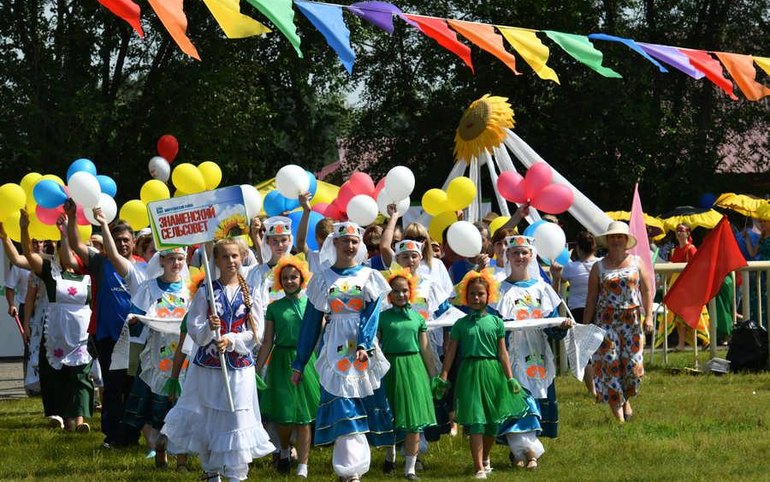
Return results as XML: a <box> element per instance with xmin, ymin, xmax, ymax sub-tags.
<box><xmin>348</xmin><ymin>172</ymin><xmax>375</xmax><ymax>197</ymax></box>
<box><xmin>531</xmin><ymin>184</ymin><xmax>574</xmax><ymax>214</ymax></box>
<box><xmin>76</xmin><ymin>204</ymin><xmax>90</xmax><ymax>226</ymax></box>
<box><xmin>311</xmin><ymin>202</ymin><xmax>329</xmax><ymax>215</ymax></box>
<box><xmin>36</xmin><ymin>205</ymin><xmax>64</xmax><ymax>225</ymax></box>
<box><xmin>374</xmin><ymin>178</ymin><xmax>386</xmax><ymax>197</ymax></box>
<box><xmin>337</xmin><ymin>182</ymin><xmax>355</xmax><ymax>209</ymax></box>
<box><xmin>497</xmin><ymin>171</ymin><xmax>526</xmax><ymax>203</ymax></box>
<box><xmin>524</xmin><ymin>163</ymin><xmax>553</xmax><ymax>198</ymax></box>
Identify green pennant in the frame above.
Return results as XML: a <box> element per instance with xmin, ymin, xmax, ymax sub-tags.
<box><xmin>544</xmin><ymin>30</ymin><xmax>622</xmax><ymax>78</ymax></box>
<box><xmin>244</xmin><ymin>0</ymin><xmax>302</xmax><ymax>57</ymax></box>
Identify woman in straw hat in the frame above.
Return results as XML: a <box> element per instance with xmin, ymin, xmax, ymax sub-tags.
<box><xmin>583</xmin><ymin>221</ymin><xmax>654</xmax><ymax>423</ymax></box>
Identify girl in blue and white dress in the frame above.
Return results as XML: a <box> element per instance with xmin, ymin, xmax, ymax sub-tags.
<box><xmin>244</xmin><ymin>216</ymin><xmax>294</xmax><ymax>315</ymax></box>
<box><xmin>492</xmin><ymin>235</ymin><xmax>572</xmax><ymax>470</ymax></box>
<box><xmin>291</xmin><ymin>221</ymin><xmax>394</xmax><ymax>482</ymax></box>
<box><xmin>161</xmin><ymin>238</ymin><xmax>274</xmax><ymax>482</ymax></box>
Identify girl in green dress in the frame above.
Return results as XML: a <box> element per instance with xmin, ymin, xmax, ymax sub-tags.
<box><xmin>255</xmin><ymin>254</ymin><xmax>320</xmax><ymax>479</ymax></box>
<box><xmin>439</xmin><ymin>269</ymin><xmax>527</xmax><ymax>480</ymax></box>
<box><xmin>378</xmin><ymin>265</ymin><xmax>437</xmax><ymax>480</ymax></box>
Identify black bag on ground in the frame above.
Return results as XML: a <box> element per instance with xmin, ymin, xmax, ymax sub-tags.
<box><xmin>726</xmin><ymin>320</ymin><xmax>768</xmax><ymax>372</ymax></box>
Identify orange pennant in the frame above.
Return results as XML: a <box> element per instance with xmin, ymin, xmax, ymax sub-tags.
<box><xmin>147</xmin><ymin>0</ymin><xmax>200</xmax><ymax>60</ymax></box>
<box><xmin>679</xmin><ymin>49</ymin><xmax>737</xmax><ymax>100</ymax></box>
<box><xmin>447</xmin><ymin>20</ymin><xmax>520</xmax><ymax>75</ymax></box>
<box><xmin>715</xmin><ymin>52</ymin><xmax>770</xmax><ymax>101</ymax></box>
<box><xmin>402</xmin><ymin>14</ymin><xmax>473</xmax><ymax>72</ymax></box>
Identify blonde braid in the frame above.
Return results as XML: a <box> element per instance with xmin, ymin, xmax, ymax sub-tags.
<box><xmin>237</xmin><ymin>273</ymin><xmax>260</xmax><ymax>343</ymax></box>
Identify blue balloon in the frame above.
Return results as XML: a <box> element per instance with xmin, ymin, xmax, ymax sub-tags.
<box><xmin>287</xmin><ymin>210</ymin><xmax>324</xmax><ymax>251</ymax></box>
<box><xmin>555</xmin><ymin>247</ymin><xmax>570</xmax><ymax>266</ymax></box>
<box><xmin>96</xmin><ymin>175</ymin><xmax>117</xmax><ymax>197</ymax></box>
<box><xmin>264</xmin><ymin>190</ymin><xmax>300</xmax><ymax>217</ymax></box>
<box><xmin>698</xmin><ymin>192</ymin><xmax>717</xmax><ymax>209</ymax></box>
<box><xmin>307</xmin><ymin>171</ymin><xmax>318</xmax><ymax>197</ymax></box>
<box><xmin>66</xmin><ymin>158</ymin><xmax>97</xmax><ymax>182</ymax></box>
<box><xmin>523</xmin><ymin>220</ymin><xmax>546</xmax><ymax>237</ymax></box>
<box><xmin>33</xmin><ymin>180</ymin><xmax>68</xmax><ymax>208</ymax></box>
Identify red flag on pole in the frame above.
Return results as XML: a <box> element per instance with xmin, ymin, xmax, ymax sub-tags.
<box><xmin>663</xmin><ymin>217</ymin><xmax>747</xmax><ymax>328</ymax></box>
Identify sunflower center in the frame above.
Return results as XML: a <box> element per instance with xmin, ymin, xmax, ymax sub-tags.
<box><xmin>458</xmin><ymin>101</ymin><xmax>491</xmax><ymax>141</ymax></box>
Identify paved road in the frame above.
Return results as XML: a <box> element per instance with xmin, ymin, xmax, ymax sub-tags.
<box><xmin>0</xmin><ymin>358</ymin><xmax>26</xmax><ymax>400</ymax></box>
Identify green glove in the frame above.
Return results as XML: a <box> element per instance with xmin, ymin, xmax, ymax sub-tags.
<box><xmin>431</xmin><ymin>377</ymin><xmax>451</xmax><ymax>399</ymax></box>
<box><xmin>255</xmin><ymin>373</ymin><xmax>268</xmax><ymax>390</ymax></box>
<box><xmin>508</xmin><ymin>377</ymin><xmax>522</xmax><ymax>394</ymax></box>
<box><xmin>162</xmin><ymin>378</ymin><xmax>182</xmax><ymax>399</ymax></box>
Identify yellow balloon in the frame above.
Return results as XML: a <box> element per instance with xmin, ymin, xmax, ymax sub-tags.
<box><xmin>421</xmin><ymin>188</ymin><xmax>448</xmax><ymax>216</ymax></box>
<box><xmin>198</xmin><ymin>162</ymin><xmax>222</xmax><ymax>190</ymax></box>
<box><xmin>172</xmin><ymin>163</ymin><xmax>206</xmax><ymax>194</ymax></box>
<box><xmin>29</xmin><ymin>213</ymin><xmax>60</xmax><ymax>241</ymax></box>
<box><xmin>311</xmin><ymin>181</ymin><xmax>338</xmax><ymax>205</ymax></box>
<box><xmin>39</xmin><ymin>174</ymin><xmax>65</xmax><ymax>186</ymax></box>
<box><xmin>428</xmin><ymin>211</ymin><xmax>458</xmax><ymax>242</ymax></box>
<box><xmin>120</xmin><ymin>199</ymin><xmax>149</xmax><ymax>231</ymax></box>
<box><xmin>174</xmin><ymin>189</ymin><xmax>189</xmax><ymax>198</ymax></box>
<box><xmin>446</xmin><ymin>177</ymin><xmax>476</xmax><ymax>211</ymax></box>
<box><xmin>489</xmin><ymin>216</ymin><xmax>511</xmax><ymax>237</ymax></box>
<box><xmin>0</xmin><ymin>183</ymin><xmax>27</xmax><ymax>220</ymax></box>
<box><xmin>20</xmin><ymin>173</ymin><xmax>42</xmax><ymax>195</ymax></box>
<box><xmin>140</xmin><ymin>180</ymin><xmax>171</xmax><ymax>204</ymax></box>
<box><xmin>3</xmin><ymin>211</ymin><xmax>22</xmax><ymax>242</ymax></box>
<box><xmin>78</xmin><ymin>224</ymin><xmax>93</xmax><ymax>243</ymax></box>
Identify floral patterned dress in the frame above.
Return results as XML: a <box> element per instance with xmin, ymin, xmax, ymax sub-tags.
<box><xmin>592</xmin><ymin>256</ymin><xmax>644</xmax><ymax>408</ymax></box>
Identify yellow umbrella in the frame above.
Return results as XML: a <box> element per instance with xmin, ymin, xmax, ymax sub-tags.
<box><xmin>659</xmin><ymin>207</ymin><xmax>723</xmax><ymax>232</ymax></box>
<box><xmin>605</xmin><ymin>211</ymin><xmax>666</xmax><ymax>240</ymax></box>
<box><xmin>714</xmin><ymin>193</ymin><xmax>770</xmax><ymax>219</ymax></box>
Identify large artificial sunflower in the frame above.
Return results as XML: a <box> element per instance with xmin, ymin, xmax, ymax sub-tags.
<box><xmin>453</xmin><ymin>94</ymin><xmax>515</xmax><ymax>162</ymax></box>
<box><xmin>214</xmin><ymin>214</ymin><xmax>249</xmax><ymax>240</ymax></box>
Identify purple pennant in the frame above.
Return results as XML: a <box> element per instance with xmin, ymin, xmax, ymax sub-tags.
<box><xmin>637</xmin><ymin>43</ymin><xmax>705</xmax><ymax>79</ymax></box>
<box><xmin>347</xmin><ymin>1</ymin><xmax>403</xmax><ymax>34</ymax></box>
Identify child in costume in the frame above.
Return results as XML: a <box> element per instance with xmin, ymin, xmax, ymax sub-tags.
<box><xmin>255</xmin><ymin>254</ymin><xmax>320</xmax><ymax>478</ymax></box>
<box><xmin>291</xmin><ymin>221</ymin><xmax>394</xmax><ymax>482</ymax></box>
<box><xmin>161</xmin><ymin>238</ymin><xmax>274</xmax><ymax>482</ymax></box>
<box><xmin>378</xmin><ymin>265</ymin><xmax>437</xmax><ymax>480</ymax></box>
<box><xmin>438</xmin><ymin>269</ymin><xmax>527</xmax><ymax>480</ymax></box>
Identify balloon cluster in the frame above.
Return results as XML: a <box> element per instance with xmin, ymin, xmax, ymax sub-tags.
<box><xmin>421</xmin><ymin>176</ymin><xmax>476</xmax><ymax>244</ymax></box>
<box><xmin>147</xmin><ymin>134</ymin><xmax>179</xmax><ymax>183</ymax></box>
<box><xmin>496</xmin><ymin>163</ymin><xmax>574</xmax><ymax>214</ymax></box>
<box><xmin>523</xmin><ymin>220</ymin><xmax>569</xmax><ymax>264</ymax></box>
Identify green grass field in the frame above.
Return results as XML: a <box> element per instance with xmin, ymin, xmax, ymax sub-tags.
<box><xmin>2</xmin><ymin>350</ymin><xmax>770</xmax><ymax>482</ymax></box>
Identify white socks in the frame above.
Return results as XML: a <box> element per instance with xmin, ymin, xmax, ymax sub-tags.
<box><xmin>297</xmin><ymin>463</ymin><xmax>308</xmax><ymax>477</ymax></box>
<box><xmin>404</xmin><ymin>455</ymin><xmax>417</xmax><ymax>476</ymax></box>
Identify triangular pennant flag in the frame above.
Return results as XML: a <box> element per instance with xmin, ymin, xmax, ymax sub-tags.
<box><xmin>679</xmin><ymin>49</ymin><xmax>738</xmax><ymax>100</ymax></box>
<box><xmin>715</xmin><ymin>52</ymin><xmax>770</xmax><ymax>101</ymax></box>
<box><xmin>244</xmin><ymin>0</ymin><xmax>302</xmax><ymax>57</ymax></box>
<box><xmin>295</xmin><ymin>1</ymin><xmax>355</xmax><ymax>74</ymax></box>
<box><xmin>753</xmin><ymin>56</ymin><xmax>770</xmax><ymax>76</ymax></box>
<box><xmin>347</xmin><ymin>1</ymin><xmax>401</xmax><ymax>34</ymax></box>
<box><xmin>543</xmin><ymin>31</ymin><xmax>621</xmax><ymax>78</ymax></box>
<box><xmin>588</xmin><ymin>33</ymin><xmax>667</xmax><ymax>72</ymax></box>
<box><xmin>628</xmin><ymin>183</ymin><xmax>655</xmax><ymax>294</ymax></box>
<box><xmin>401</xmin><ymin>14</ymin><xmax>473</xmax><ymax>72</ymax></box>
<box><xmin>98</xmin><ymin>0</ymin><xmax>144</xmax><ymax>37</ymax></box>
<box><xmin>447</xmin><ymin>20</ymin><xmax>520</xmax><ymax>75</ymax></box>
<box><xmin>202</xmin><ymin>0</ymin><xmax>270</xmax><ymax>39</ymax></box>
<box><xmin>147</xmin><ymin>0</ymin><xmax>200</xmax><ymax>60</ymax></box>
<box><xmin>636</xmin><ymin>43</ymin><xmax>705</xmax><ymax>79</ymax></box>
<box><xmin>497</xmin><ymin>27</ymin><xmax>559</xmax><ymax>83</ymax></box>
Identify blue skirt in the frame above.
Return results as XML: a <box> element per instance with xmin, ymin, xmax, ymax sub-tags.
<box><xmin>314</xmin><ymin>386</ymin><xmax>394</xmax><ymax>447</ymax></box>
<box><xmin>498</xmin><ymin>389</ymin><xmax>542</xmax><ymax>436</ymax></box>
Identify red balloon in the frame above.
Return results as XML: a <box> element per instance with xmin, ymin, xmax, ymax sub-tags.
<box><xmin>531</xmin><ymin>184</ymin><xmax>574</xmax><ymax>214</ymax></box>
<box><xmin>311</xmin><ymin>202</ymin><xmax>329</xmax><ymax>215</ymax></box>
<box><xmin>497</xmin><ymin>171</ymin><xmax>528</xmax><ymax>203</ymax></box>
<box><xmin>337</xmin><ymin>182</ymin><xmax>355</xmax><ymax>209</ymax></box>
<box><xmin>324</xmin><ymin>201</ymin><xmax>345</xmax><ymax>221</ymax></box>
<box><xmin>36</xmin><ymin>205</ymin><xmax>64</xmax><ymax>225</ymax></box>
<box><xmin>157</xmin><ymin>135</ymin><xmax>179</xmax><ymax>163</ymax></box>
<box><xmin>348</xmin><ymin>172</ymin><xmax>375</xmax><ymax>197</ymax></box>
<box><xmin>524</xmin><ymin>163</ymin><xmax>553</xmax><ymax>198</ymax></box>
<box><xmin>76</xmin><ymin>204</ymin><xmax>90</xmax><ymax>226</ymax></box>
<box><xmin>374</xmin><ymin>178</ymin><xmax>386</xmax><ymax>197</ymax></box>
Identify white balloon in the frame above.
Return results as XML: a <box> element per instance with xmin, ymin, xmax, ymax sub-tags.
<box><xmin>346</xmin><ymin>194</ymin><xmax>379</xmax><ymax>226</ymax></box>
<box><xmin>384</xmin><ymin>166</ymin><xmax>415</xmax><ymax>200</ymax></box>
<box><xmin>241</xmin><ymin>185</ymin><xmax>263</xmax><ymax>219</ymax></box>
<box><xmin>85</xmin><ymin>193</ymin><xmax>118</xmax><ymax>225</ymax></box>
<box><xmin>68</xmin><ymin>171</ymin><xmax>102</xmax><ymax>209</ymax></box>
<box><xmin>377</xmin><ymin>190</ymin><xmax>410</xmax><ymax>218</ymax></box>
<box><xmin>533</xmin><ymin>222</ymin><xmax>566</xmax><ymax>260</ymax></box>
<box><xmin>148</xmin><ymin>156</ymin><xmax>171</xmax><ymax>182</ymax></box>
<box><xmin>447</xmin><ymin>221</ymin><xmax>482</xmax><ymax>258</ymax></box>
<box><xmin>276</xmin><ymin>164</ymin><xmax>310</xmax><ymax>199</ymax></box>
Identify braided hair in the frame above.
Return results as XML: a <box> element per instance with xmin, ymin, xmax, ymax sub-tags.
<box><xmin>237</xmin><ymin>272</ymin><xmax>260</xmax><ymax>344</ymax></box>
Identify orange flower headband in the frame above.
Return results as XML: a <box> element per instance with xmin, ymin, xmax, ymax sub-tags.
<box><xmin>264</xmin><ymin>216</ymin><xmax>292</xmax><ymax>236</ymax></box>
<box><xmin>455</xmin><ymin>268</ymin><xmax>500</xmax><ymax>306</ymax></box>
<box><xmin>272</xmin><ymin>254</ymin><xmax>312</xmax><ymax>292</ymax></box>
<box><xmin>382</xmin><ymin>264</ymin><xmax>419</xmax><ymax>304</ymax></box>
<box><xmin>395</xmin><ymin>240</ymin><xmax>423</xmax><ymax>258</ymax></box>
<box><xmin>333</xmin><ymin>221</ymin><xmax>362</xmax><ymax>238</ymax></box>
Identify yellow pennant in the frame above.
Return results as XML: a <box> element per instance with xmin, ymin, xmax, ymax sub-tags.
<box><xmin>754</xmin><ymin>56</ymin><xmax>770</xmax><ymax>76</ymax></box>
<box><xmin>497</xmin><ymin>26</ymin><xmax>559</xmax><ymax>84</ymax></box>
<box><xmin>202</xmin><ymin>0</ymin><xmax>271</xmax><ymax>38</ymax></box>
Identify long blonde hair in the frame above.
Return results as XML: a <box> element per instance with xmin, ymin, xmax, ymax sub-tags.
<box><xmin>212</xmin><ymin>238</ymin><xmax>260</xmax><ymax>342</ymax></box>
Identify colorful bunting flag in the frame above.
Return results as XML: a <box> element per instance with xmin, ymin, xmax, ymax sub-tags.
<box><xmin>543</xmin><ymin>31</ymin><xmax>622</xmax><ymax>78</ymax></box>
<box><xmin>447</xmin><ymin>20</ymin><xmax>520</xmax><ymax>75</ymax></box>
<box><xmin>401</xmin><ymin>14</ymin><xmax>473</xmax><ymax>72</ymax></box>
<box><xmin>202</xmin><ymin>0</ymin><xmax>270</xmax><ymax>39</ymax></box>
<box><xmin>244</xmin><ymin>0</ymin><xmax>302</xmax><ymax>57</ymax></box>
<box><xmin>147</xmin><ymin>0</ymin><xmax>200</xmax><ymax>60</ymax></box>
<box><xmin>637</xmin><ymin>43</ymin><xmax>705</xmax><ymax>79</ymax></box>
<box><xmin>497</xmin><ymin>27</ymin><xmax>559</xmax><ymax>83</ymax></box>
<box><xmin>295</xmin><ymin>1</ymin><xmax>355</xmax><ymax>74</ymax></box>
<box><xmin>754</xmin><ymin>57</ymin><xmax>770</xmax><ymax>76</ymax></box>
<box><xmin>97</xmin><ymin>0</ymin><xmax>144</xmax><ymax>37</ymax></box>
<box><xmin>715</xmin><ymin>52</ymin><xmax>770</xmax><ymax>101</ymax></box>
<box><xmin>347</xmin><ymin>1</ymin><xmax>402</xmax><ymax>34</ymax></box>
<box><xmin>679</xmin><ymin>49</ymin><xmax>737</xmax><ymax>100</ymax></box>
<box><xmin>588</xmin><ymin>33</ymin><xmax>667</xmax><ymax>73</ymax></box>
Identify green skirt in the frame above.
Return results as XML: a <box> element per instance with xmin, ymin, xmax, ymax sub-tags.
<box><xmin>384</xmin><ymin>353</ymin><xmax>437</xmax><ymax>434</ymax></box>
<box><xmin>454</xmin><ymin>358</ymin><xmax>528</xmax><ymax>435</ymax></box>
<box><xmin>261</xmin><ymin>347</ymin><xmax>320</xmax><ymax>425</ymax></box>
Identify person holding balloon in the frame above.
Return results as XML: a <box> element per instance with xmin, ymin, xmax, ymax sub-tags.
<box><xmin>291</xmin><ymin>221</ymin><xmax>394</xmax><ymax>482</ymax></box>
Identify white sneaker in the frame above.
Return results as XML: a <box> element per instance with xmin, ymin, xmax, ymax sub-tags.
<box><xmin>46</xmin><ymin>415</ymin><xmax>64</xmax><ymax>429</ymax></box>
<box><xmin>474</xmin><ymin>470</ymin><xmax>487</xmax><ymax>479</ymax></box>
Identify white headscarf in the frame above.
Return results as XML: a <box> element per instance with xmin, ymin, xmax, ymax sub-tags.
<box><xmin>504</xmin><ymin>235</ymin><xmax>541</xmax><ymax>280</ymax></box>
<box><xmin>144</xmin><ymin>247</ymin><xmax>189</xmax><ymax>282</ymax></box>
<box><xmin>318</xmin><ymin>221</ymin><xmax>368</xmax><ymax>268</ymax></box>
<box><xmin>260</xmin><ymin>216</ymin><xmax>293</xmax><ymax>264</ymax></box>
